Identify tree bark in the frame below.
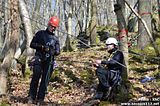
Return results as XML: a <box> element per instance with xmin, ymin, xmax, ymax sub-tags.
<box><xmin>19</xmin><ymin>0</ymin><xmax>34</xmax><ymax>68</ymax></box>
<box><xmin>89</xmin><ymin>0</ymin><xmax>98</xmax><ymax>45</ymax></box>
<box><xmin>19</xmin><ymin>0</ymin><xmax>33</xmax><ymax>55</ymax></box>
<box><xmin>138</xmin><ymin>0</ymin><xmax>152</xmax><ymax>49</ymax></box>
<box><xmin>0</xmin><ymin>0</ymin><xmax>10</xmax><ymax>60</ymax></box>
<box><xmin>31</xmin><ymin>0</ymin><xmax>41</xmax><ymax>33</ymax></box>
<box><xmin>0</xmin><ymin>0</ymin><xmax>19</xmax><ymax>95</ymax></box>
<box><xmin>63</xmin><ymin>0</ymin><xmax>74</xmax><ymax>51</ymax></box>
<box><xmin>114</xmin><ymin>2</ymin><xmax>129</xmax><ymax>80</ymax></box>
<box><xmin>157</xmin><ymin>0</ymin><xmax>160</xmax><ymax>28</ymax></box>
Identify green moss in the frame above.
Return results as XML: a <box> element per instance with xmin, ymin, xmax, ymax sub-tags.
<box><xmin>52</xmin><ymin>69</ymin><xmax>60</xmax><ymax>78</ymax></box>
<box><xmin>24</xmin><ymin>68</ymin><xmax>32</xmax><ymax>80</ymax></box>
<box><xmin>98</xmin><ymin>101</ymin><xmax>111</xmax><ymax>106</ymax></box>
<box><xmin>131</xmin><ymin>44</ymin><xmax>157</xmax><ymax>57</ymax></box>
<box><xmin>114</xmin><ymin>85</ymin><xmax>131</xmax><ymax>103</ymax></box>
<box><xmin>157</xmin><ymin>80</ymin><xmax>160</xmax><ymax>87</ymax></box>
<box><xmin>95</xmin><ymin>35</ymin><xmax>100</xmax><ymax>44</ymax></box>
<box><xmin>97</xmin><ymin>26</ymin><xmax>107</xmax><ymax>31</ymax></box>
<box><xmin>17</xmin><ymin>56</ymin><xmax>26</xmax><ymax>64</ymax></box>
<box><xmin>0</xmin><ymin>96</ymin><xmax>10</xmax><ymax>106</ymax></box>
<box><xmin>155</xmin><ymin>38</ymin><xmax>160</xmax><ymax>45</ymax></box>
<box><xmin>152</xmin><ymin>69</ymin><xmax>160</xmax><ymax>78</ymax></box>
<box><xmin>80</xmin><ymin>69</ymin><xmax>95</xmax><ymax>84</ymax></box>
<box><xmin>50</xmin><ymin>68</ymin><xmax>61</xmax><ymax>82</ymax></box>
<box><xmin>47</xmin><ymin>85</ymin><xmax>53</xmax><ymax>92</ymax></box>
<box><xmin>80</xmin><ymin>71</ymin><xmax>88</xmax><ymax>82</ymax></box>
<box><xmin>59</xmin><ymin>99</ymin><xmax>67</xmax><ymax>104</ymax></box>
<box><xmin>0</xmin><ymin>103</ymin><xmax>10</xmax><ymax>106</ymax></box>
<box><xmin>143</xmin><ymin>45</ymin><xmax>156</xmax><ymax>56</ymax></box>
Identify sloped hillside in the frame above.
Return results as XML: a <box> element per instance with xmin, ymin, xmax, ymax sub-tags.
<box><xmin>0</xmin><ymin>47</ymin><xmax>160</xmax><ymax>106</ymax></box>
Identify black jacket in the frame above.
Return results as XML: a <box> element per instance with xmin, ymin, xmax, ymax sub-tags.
<box><xmin>101</xmin><ymin>48</ymin><xmax>124</xmax><ymax>71</ymax></box>
<box><xmin>30</xmin><ymin>29</ymin><xmax>60</xmax><ymax>60</ymax></box>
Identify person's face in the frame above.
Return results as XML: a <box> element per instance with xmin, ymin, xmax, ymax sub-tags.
<box><xmin>106</xmin><ymin>44</ymin><xmax>114</xmax><ymax>52</ymax></box>
<box><xmin>48</xmin><ymin>24</ymin><xmax>56</xmax><ymax>33</ymax></box>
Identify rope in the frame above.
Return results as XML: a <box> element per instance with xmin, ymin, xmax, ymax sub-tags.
<box><xmin>45</xmin><ymin>55</ymin><xmax>53</xmax><ymax>93</ymax></box>
<box><xmin>110</xmin><ymin>58</ymin><xmax>127</xmax><ymax>68</ymax></box>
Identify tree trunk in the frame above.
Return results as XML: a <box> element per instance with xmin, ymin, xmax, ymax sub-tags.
<box><xmin>157</xmin><ymin>0</ymin><xmax>160</xmax><ymax>27</ymax></box>
<box><xmin>63</xmin><ymin>0</ymin><xmax>74</xmax><ymax>51</ymax></box>
<box><xmin>114</xmin><ymin>2</ymin><xmax>129</xmax><ymax>80</ymax></box>
<box><xmin>19</xmin><ymin>0</ymin><xmax>33</xmax><ymax>55</ymax></box>
<box><xmin>0</xmin><ymin>1</ymin><xmax>3</xmax><ymax>50</ymax></box>
<box><xmin>117</xmin><ymin>0</ymin><xmax>127</xmax><ymax>22</ymax></box>
<box><xmin>138</xmin><ymin>0</ymin><xmax>152</xmax><ymax>49</ymax></box>
<box><xmin>89</xmin><ymin>0</ymin><xmax>98</xmax><ymax>45</ymax></box>
<box><xmin>19</xmin><ymin>0</ymin><xmax>33</xmax><ymax>68</ymax></box>
<box><xmin>107</xmin><ymin>0</ymin><xmax>117</xmax><ymax>25</ymax></box>
<box><xmin>31</xmin><ymin>0</ymin><xmax>41</xmax><ymax>33</ymax></box>
<box><xmin>0</xmin><ymin>0</ymin><xmax>9</xmax><ymax>60</ymax></box>
<box><xmin>0</xmin><ymin>21</ymin><xmax>11</xmax><ymax>60</ymax></box>
<box><xmin>0</xmin><ymin>0</ymin><xmax>19</xmax><ymax>95</ymax></box>
<box><xmin>85</xmin><ymin>0</ymin><xmax>90</xmax><ymax>33</ymax></box>
<box><xmin>67</xmin><ymin>0</ymin><xmax>73</xmax><ymax>51</ymax></box>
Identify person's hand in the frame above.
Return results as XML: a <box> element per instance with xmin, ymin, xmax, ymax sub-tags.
<box><xmin>42</xmin><ymin>45</ymin><xmax>50</xmax><ymax>52</ymax></box>
<box><xmin>95</xmin><ymin>60</ymin><xmax>102</xmax><ymax>64</ymax></box>
<box><xmin>93</xmin><ymin>63</ymin><xmax>99</xmax><ymax>67</ymax></box>
<box><xmin>92</xmin><ymin>59</ymin><xmax>101</xmax><ymax>67</ymax></box>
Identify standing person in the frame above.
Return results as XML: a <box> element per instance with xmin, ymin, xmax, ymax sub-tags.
<box><xmin>93</xmin><ymin>37</ymin><xmax>124</xmax><ymax>100</ymax></box>
<box><xmin>28</xmin><ymin>16</ymin><xmax>60</xmax><ymax>104</ymax></box>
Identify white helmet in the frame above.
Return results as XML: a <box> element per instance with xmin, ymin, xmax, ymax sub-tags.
<box><xmin>106</xmin><ymin>37</ymin><xmax>118</xmax><ymax>46</ymax></box>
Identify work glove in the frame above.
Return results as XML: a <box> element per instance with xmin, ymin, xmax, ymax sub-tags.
<box><xmin>41</xmin><ymin>45</ymin><xmax>50</xmax><ymax>52</ymax></box>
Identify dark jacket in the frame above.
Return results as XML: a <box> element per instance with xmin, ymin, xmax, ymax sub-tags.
<box><xmin>101</xmin><ymin>48</ymin><xmax>124</xmax><ymax>71</ymax></box>
<box><xmin>30</xmin><ymin>29</ymin><xmax>60</xmax><ymax>60</ymax></box>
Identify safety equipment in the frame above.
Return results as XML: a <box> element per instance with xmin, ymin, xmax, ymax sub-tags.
<box><xmin>106</xmin><ymin>37</ymin><xmax>118</xmax><ymax>46</ymax></box>
<box><xmin>41</xmin><ymin>45</ymin><xmax>50</xmax><ymax>52</ymax></box>
<box><xmin>48</xmin><ymin>16</ymin><xmax>59</xmax><ymax>28</ymax></box>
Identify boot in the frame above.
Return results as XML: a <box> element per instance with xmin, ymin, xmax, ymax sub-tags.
<box><xmin>93</xmin><ymin>92</ymin><xmax>103</xmax><ymax>100</ymax></box>
<box><xmin>102</xmin><ymin>87</ymin><xmax>112</xmax><ymax>100</ymax></box>
<box><xmin>27</xmin><ymin>96</ymin><xmax>35</xmax><ymax>104</ymax></box>
<box><xmin>37</xmin><ymin>99</ymin><xmax>47</xmax><ymax>105</ymax></box>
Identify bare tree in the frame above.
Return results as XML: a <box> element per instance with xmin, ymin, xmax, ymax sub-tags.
<box><xmin>63</xmin><ymin>0</ymin><xmax>75</xmax><ymax>51</ymax></box>
<box><xmin>0</xmin><ymin>0</ymin><xmax>10</xmax><ymax>60</ymax></box>
<box><xmin>157</xmin><ymin>0</ymin><xmax>160</xmax><ymax>27</ymax></box>
<box><xmin>0</xmin><ymin>0</ymin><xmax>19</xmax><ymax>95</ymax></box>
<box><xmin>0</xmin><ymin>0</ymin><xmax>3</xmax><ymax>50</ymax></box>
<box><xmin>88</xmin><ymin>0</ymin><xmax>98</xmax><ymax>45</ymax></box>
<box><xmin>31</xmin><ymin>0</ymin><xmax>41</xmax><ymax>33</ymax></box>
<box><xmin>138</xmin><ymin>0</ymin><xmax>152</xmax><ymax>49</ymax></box>
<box><xmin>114</xmin><ymin>0</ymin><xmax>129</xmax><ymax>80</ymax></box>
<box><xmin>19</xmin><ymin>0</ymin><xmax>33</xmax><ymax>70</ymax></box>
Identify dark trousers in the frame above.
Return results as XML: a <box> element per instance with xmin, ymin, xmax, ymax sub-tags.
<box><xmin>96</xmin><ymin>67</ymin><xmax>121</xmax><ymax>92</ymax></box>
<box><xmin>29</xmin><ymin>57</ymin><xmax>53</xmax><ymax>101</ymax></box>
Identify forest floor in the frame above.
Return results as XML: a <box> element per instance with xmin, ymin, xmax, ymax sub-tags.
<box><xmin>0</xmin><ymin>47</ymin><xmax>160</xmax><ymax>106</ymax></box>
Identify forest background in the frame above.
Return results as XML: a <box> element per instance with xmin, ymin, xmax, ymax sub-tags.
<box><xmin>0</xmin><ymin>0</ymin><xmax>160</xmax><ymax>105</ymax></box>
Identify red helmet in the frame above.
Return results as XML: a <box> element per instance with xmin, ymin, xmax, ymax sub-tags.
<box><xmin>48</xmin><ymin>16</ymin><xmax>59</xmax><ymax>28</ymax></box>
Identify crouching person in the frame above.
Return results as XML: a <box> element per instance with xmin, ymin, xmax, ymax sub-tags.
<box><xmin>93</xmin><ymin>37</ymin><xmax>124</xmax><ymax>100</ymax></box>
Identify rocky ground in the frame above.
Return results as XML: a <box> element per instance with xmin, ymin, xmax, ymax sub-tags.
<box><xmin>0</xmin><ymin>48</ymin><xmax>160</xmax><ymax>106</ymax></box>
